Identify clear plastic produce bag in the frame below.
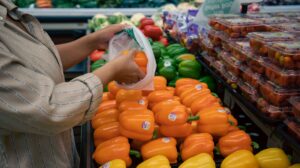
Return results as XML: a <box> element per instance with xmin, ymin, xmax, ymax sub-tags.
<box><xmin>104</xmin><ymin>26</ymin><xmax>157</xmax><ymax>90</ymax></box>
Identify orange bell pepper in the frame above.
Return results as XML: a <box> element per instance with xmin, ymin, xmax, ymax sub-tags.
<box><xmin>197</xmin><ymin>109</ymin><xmax>232</xmax><ymax>137</ymax></box>
<box><xmin>148</xmin><ymin>90</ymin><xmax>174</xmax><ymax>109</ymax></box>
<box><xmin>108</xmin><ymin>81</ymin><xmax>120</xmax><ymax>98</ymax></box>
<box><xmin>92</xmin><ymin>108</ymin><xmax>119</xmax><ymax>129</ymax></box>
<box><xmin>191</xmin><ymin>94</ymin><xmax>221</xmax><ymax>115</ymax></box>
<box><xmin>166</xmin><ymin>86</ymin><xmax>175</xmax><ymax>95</ymax></box>
<box><xmin>160</xmin><ymin>123</ymin><xmax>193</xmax><ymax>138</ymax></box>
<box><xmin>182</xmin><ymin>89</ymin><xmax>211</xmax><ymax>107</ymax></box>
<box><xmin>135</xmin><ymin>51</ymin><xmax>148</xmax><ymax>73</ymax></box>
<box><xmin>219</xmin><ymin>130</ymin><xmax>253</xmax><ymax>157</ymax></box>
<box><xmin>93</xmin><ymin>121</ymin><xmax>121</xmax><ymax>147</ymax></box>
<box><xmin>141</xmin><ymin>137</ymin><xmax>178</xmax><ymax>163</ymax></box>
<box><xmin>175</xmin><ymin>84</ymin><xmax>194</xmax><ymax>96</ymax></box>
<box><xmin>180</xmin><ymin>133</ymin><xmax>214</xmax><ymax>161</ymax></box>
<box><xmin>119</xmin><ymin>109</ymin><xmax>155</xmax><ymax>141</ymax></box>
<box><xmin>175</xmin><ymin>78</ymin><xmax>200</xmax><ymax>88</ymax></box>
<box><xmin>102</xmin><ymin>92</ymin><xmax>110</xmax><ymax>102</ymax></box>
<box><xmin>93</xmin><ymin>136</ymin><xmax>133</xmax><ymax>167</ymax></box>
<box><xmin>155</xmin><ymin>105</ymin><xmax>199</xmax><ymax>138</ymax></box>
<box><xmin>179</xmin><ymin>83</ymin><xmax>208</xmax><ymax>100</ymax></box>
<box><xmin>228</xmin><ymin>114</ymin><xmax>239</xmax><ymax>132</ymax></box>
<box><xmin>154</xmin><ymin>76</ymin><xmax>167</xmax><ymax>90</ymax></box>
<box><xmin>98</xmin><ymin>100</ymin><xmax>117</xmax><ymax>112</ymax></box>
<box><xmin>152</xmin><ymin>99</ymin><xmax>181</xmax><ymax>114</ymax></box>
<box><xmin>118</xmin><ymin>97</ymin><xmax>148</xmax><ymax>112</ymax></box>
<box><xmin>116</xmin><ymin>89</ymin><xmax>143</xmax><ymax>104</ymax></box>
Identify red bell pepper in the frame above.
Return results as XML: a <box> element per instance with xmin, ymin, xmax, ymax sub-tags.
<box><xmin>159</xmin><ymin>37</ymin><xmax>169</xmax><ymax>46</ymax></box>
<box><xmin>143</xmin><ymin>25</ymin><xmax>163</xmax><ymax>41</ymax></box>
<box><xmin>90</xmin><ymin>50</ymin><xmax>105</xmax><ymax>62</ymax></box>
<box><xmin>139</xmin><ymin>19</ymin><xmax>154</xmax><ymax>29</ymax></box>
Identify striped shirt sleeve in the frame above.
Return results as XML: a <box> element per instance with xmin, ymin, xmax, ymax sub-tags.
<box><xmin>0</xmin><ymin>42</ymin><xmax>103</xmax><ymax>135</ymax></box>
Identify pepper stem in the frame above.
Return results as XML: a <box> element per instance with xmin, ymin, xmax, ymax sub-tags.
<box><xmin>252</xmin><ymin>141</ymin><xmax>260</xmax><ymax>149</ymax></box>
<box><xmin>187</xmin><ymin>116</ymin><xmax>200</xmax><ymax>122</ymax></box>
<box><xmin>130</xmin><ymin>150</ymin><xmax>141</xmax><ymax>158</ymax></box>
<box><xmin>152</xmin><ymin>129</ymin><xmax>158</xmax><ymax>140</ymax></box>
<box><xmin>228</xmin><ymin>120</ymin><xmax>235</xmax><ymax>126</ymax></box>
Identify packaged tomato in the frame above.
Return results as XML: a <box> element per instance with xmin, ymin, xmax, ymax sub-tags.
<box><xmin>228</xmin><ymin>41</ymin><xmax>251</xmax><ymax>62</ymax></box>
<box><xmin>219</xmin><ymin>51</ymin><xmax>242</xmax><ymax>76</ymax></box>
<box><xmin>259</xmin><ymin>80</ymin><xmax>300</xmax><ymax>106</ymax></box>
<box><xmin>246</xmin><ymin>13</ymin><xmax>272</xmax><ymax>19</ymax></box>
<box><xmin>267</xmin><ymin>41</ymin><xmax>300</xmax><ymax>70</ymax></box>
<box><xmin>208</xmin><ymin>30</ymin><xmax>223</xmax><ymax>48</ymax></box>
<box><xmin>238</xmin><ymin>80</ymin><xmax>259</xmax><ymax>104</ymax></box>
<box><xmin>241</xmin><ymin>67</ymin><xmax>263</xmax><ymax>89</ymax></box>
<box><xmin>259</xmin><ymin>17</ymin><xmax>291</xmax><ymax>25</ymax></box>
<box><xmin>217</xmin><ymin>18</ymin><xmax>265</xmax><ymax>38</ymax></box>
<box><xmin>289</xmin><ymin>97</ymin><xmax>300</xmax><ymax>120</ymax></box>
<box><xmin>212</xmin><ymin>60</ymin><xmax>226</xmax><ymax>76</ymax></box>
<box><xmin>202</xmin><ymin>53</ymin><xmax>215</xmax><ymax>66</ymax></box>
<box><xmin>223</xmin><ymin>71</ymin><xmax>239</xmax><ymax>89</ymax></box>
<box><xmin>275</xmin><ymin>12</ymin><xmax>300</xmax><ymax>18</ymax></box>
<box><xmin>201</xmin><ymin>39</ymin><xmax>218</xmax><ymax>57</ymax></box>
<box><xmin>257</xmin><ymin>98</ymin><xmax>292</xmax><ymax>120</ymax></box>
<box><xmin>245</xmin><ymin>54</ymin><xmax>266</xmax><ymax>74</ymax></box>
<box><xmin>270</xmin><ymin>23</ymin><xmax>300</xmax><ymax>36</ymax></box>
<box><xmin>208</xmin><ymin>14</ymin><xmax>240</xmax><ymax>31</ymax></box>
<box><xmin>248</xmin><ymin>32</ymin><xmax>296</xmax><ymax>56</ymax></box>
<box><xmin>264</xmin><ymin>61</ymin><xmax>300</xmax><ymax>88</ymax></box>
<box><xmin>284</xmin><ymin>119</ymin><xmax>300</xmax><ymax>141</ymax></box>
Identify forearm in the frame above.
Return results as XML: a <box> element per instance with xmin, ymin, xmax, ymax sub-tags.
<box><xmin>57</xmin><ymin>35</ymin><xmax>97</xmax><ymax>70</ymax></box>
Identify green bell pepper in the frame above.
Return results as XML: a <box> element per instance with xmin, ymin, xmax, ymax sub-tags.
<box><xmin>158</xmin><ymin>58</ymin><xmax>177</xmax><ymax>70</ymax></box>
<box><xmin>199</xmin><ymin>76</ymin><xmax>217</xmax><ymax>91</ymax></box>
<box><xmin>178</xmin><ymin>60</ymin><xmax>201</xmax><ymax>79</ymax></box>
<box><xmin>91</xmin><ymin>59</ymin><xmax>106</xmax><ymax>72</ymax></box>
<box><xmin>159</xmin><ymin>66</ymin><xmax>177</xmax><ymax>81</ymax></box>
<box><xmin>168</xmin><ymin>76</ymin><xmax>182</xmax><ymax>87</ymax></box>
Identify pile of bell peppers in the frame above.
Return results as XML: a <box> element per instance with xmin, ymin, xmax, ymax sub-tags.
<box><xmin>139</xmin><ymin>17</ymin><xmax>166</xmax><ymax>43</ymax></box>
<box><xmin>91</xmin><ymin>75</ymin><xmax>299</xmax><ymax>167</ymax></box>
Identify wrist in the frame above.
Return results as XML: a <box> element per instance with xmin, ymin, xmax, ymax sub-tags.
<box><xmin>86</xmin><ymin>33</ymin><xmax>101</xmax><ymax>51</ymax></box>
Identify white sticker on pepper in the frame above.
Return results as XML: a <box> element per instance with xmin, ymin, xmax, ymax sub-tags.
<box><xmin>102</xmin><ymin>163</ymin><xmax>110</xmax><ymax>168</ymax></box>
<box><xmin>168</xmin><ymin>112</ymin><xmax>177</xmax><ymax>121</ymax></box>
<box><xmin>195</xmin><ymin>84</ymin><xmax>203</xmax><ymax>90</ymax></box>
<box><xmin>164</xmin><ymin>61</ymin><xmax>171</xmax><ymax>67</ymax></box>
<box><xmin>138</xmin><ymin>99</ymin><xmax>145</xmax><ymax>105</ymax></box>
<box><xmin>162</xmin><ymin>137</ymin><xmax>170</xmax><ymax>143</ymax></box>
<box><xmin>142</xmin><ymin>121</ymin><xmax>151</xmax><ymax>130</ymax></box>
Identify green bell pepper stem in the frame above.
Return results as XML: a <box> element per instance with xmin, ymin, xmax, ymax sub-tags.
<box><xmin>228</xmin><ymin>120</ymin><xmax>235</xmax><ymax>126</ymax></box>
<box><xmin>130</xmin><ymin>150</ymin><xmax>141</xmax><ymax>158</ymax></box>
<box><xmin>152</xmin><ymin>129</ymin><xmax>158</xmax><ymax>140</ymax></box>
<box><xmin>252</xmin><ymin>141</ymin><xmax>260</xmax><ymax>149</ymax></box>
<box><xmin>187</xmin><ymin>116</ymin><xmax>200</xmax><ymax>122</ymax></box>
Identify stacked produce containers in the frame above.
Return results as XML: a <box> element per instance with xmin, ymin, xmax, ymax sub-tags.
<box><xmin>204</xmin><ymin>12</ymin><xmax>300</xmax><ymax>141</ymax></box>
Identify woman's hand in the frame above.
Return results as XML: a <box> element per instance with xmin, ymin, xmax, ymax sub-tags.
<box><xmin>90</xmin><ymin>24</ymin><xmax>126</xmax><ymax>50</ymax></box>
<box><xmin>93</xmin><ymin>50</ymin><xmax>145</xmax><ymax>86</ymax></box>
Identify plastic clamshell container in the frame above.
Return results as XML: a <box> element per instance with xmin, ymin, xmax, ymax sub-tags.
<box><xmin>212</xmin><ymin>60</ymin><xmax>226</xmax><ymax>76</ymax></box>
<box><xmin>219</xmin><ymin>51</ymin><xmax>242</xmax><ymax>76</ymax></box>
<box><xmin>259</xmin><ymin>17</ymin><xmax>291</xmax><ymax>24</ymax></box>
<box><xmin>266</xmin><ymin>41</ymin><xmax>300</xmax><ymax>70</ymax></box>
<box><xmin>248</xmin><ymin>32</ymin><xmax>296</xmax><ymax>56</ymax></box>
<box><xmin>217</xmin><ymin>18</ymin><xmax>266</xmax><ymax>38</ymax></box>
<box><xmin>201</xmin><ymin>39</ymin><xmax>218</xmax><ymax>57</ymax></box>
<box><xmin>245</xmin><ymin>53</ymin><xmax>266</xmax><ymax>74</ymax></box>
<box><xmin>270</xmin><ymin>23</ymin><xmax>300</xmax><ymax>36</ymax></box>
<box><xmin>241</xmin><ymin>67</ymin><xmax>262</xmax><ymax>89</ymax></box>
<box><xmin>257</xmin><ymin>98</ymin><xmax>292</xmax><ymax>120</ymax></box>
<box><xmin>202</xmin><ymin>53</ymin><xmax>215</xmax><ymax>66</ymax></box>
<box><xmin>208</xmin><ymin>14</ymin><xmax>240</xmax><ymax>30</ymax></box>
<box><xmin>284</xmin><ymin>119</ymin><xmax>300</xmax><ymax>141</ymax></box>
<box><xmin>289</xmin><ymin>97</ymin><xmax>300</xmax><ymax>120</ymax></box>
<box><xmin>275</xmin><ymin>12</ymin><xmax>300</xmax><ymax>18</ymax></box>
<box><xmin>228</xmin><ymin>41</ymin><xmax>251</xmax><ymax>62</ymax></box>
<box><xmin>246</xmin><ymin>13</ymin><xmax>272</xmax><ymax>19</ymax></box>
<box><xmin>208</xmin><ymin>30</ymin><xmax>223</xmax><ymax>48</ymax></box>
<box><xmin>264</xmin><ymin>61</ymin><xmax>300</xmax><ymax>88</ymax></box>
<box><xmin>238</xmin><ymin>80</ymin><xmax>259</xmax><ymax>104</ymax></box>
<box><xmin>259</xmin><ymin>79</ymin><xmax>300</xmax><ymax>106</ymax></box>
<box><xmin>223</xmin><ymin>71</ymin><xmax>239</xmax><ymax>89</ymax></box>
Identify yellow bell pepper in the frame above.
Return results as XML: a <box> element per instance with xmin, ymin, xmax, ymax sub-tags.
<box><xmin>99</xmin><ymin>159</ymin><xmax>126</xmax><ymax>168</ymax></box>
<box><xmin>255</xmin><ymin>148</ymin><xmax>291</xmax><ymax>168</ymax></box>
<box><xmin>221</xmin><ymin>150</ymin><xmax>259</xmax><ymax>168</ymax></box>
<box><xmin>179</xmin><ymin>153</ymin><xmax>216</xmax><ymax>168</ymax></box>
<box><xmin>137</xmin><ymin>155</ymin><xmax>171</xmax><ymax>168</ymax></box>
<box><xmin>290</xmin><ymin>164</ymin><xmax>300</xmax><ymax>168</ymax></box>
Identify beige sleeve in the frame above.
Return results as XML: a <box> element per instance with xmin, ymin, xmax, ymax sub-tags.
<box><xmin>0</xmin><ymin>43</ymin><xmax>102</xmax><ymax>135</ymax></box>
